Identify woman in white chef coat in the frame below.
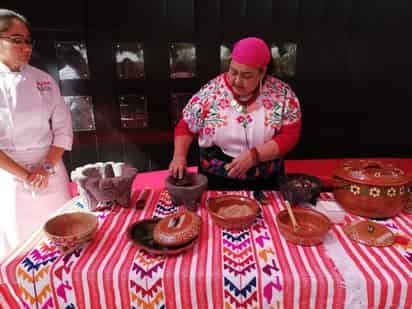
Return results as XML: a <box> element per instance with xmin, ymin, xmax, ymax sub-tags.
<box><xmin>0</xmin><ymin>9</ymin><xmax>73</xmax><ymax>259</ymax></box>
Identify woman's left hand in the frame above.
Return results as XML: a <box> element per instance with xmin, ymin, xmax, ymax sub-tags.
<box><xmin>27</xmin><ymin>165</ymin><xmax>50</xmax><ymax>189</ymax></box>
<box><xmin>225</xmin><ymin>150</ymin><xmax>255</xmax><ymax>178</ymax></box>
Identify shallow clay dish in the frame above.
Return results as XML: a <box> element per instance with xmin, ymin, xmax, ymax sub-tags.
<box><xmin>344</xmin><ymin>220</ymin><xmax>394</xmax><ymax>247</ymax></box>
<box><xmin>153</xmin><ymin>211</ymin><xmax>202</xmax><ymax>247</ymax></box>
<box><xmin>276</xmin><ymin>208</ymin><xmax>331</xmax><ymax>246</ymax></box>
<box><xmin>208</xmin><ymin>195</ymin><xmax>259</xmax><ymax>229</ymax></box>
<box><xmin>128</xmin><ymin>219</ymin><xmax>197</xmax><ymax>255</ymax></box>
<box><xmin>44</xmin><ymin>212</ymin><xmax>98</xmax><ymax>254</ymax></box>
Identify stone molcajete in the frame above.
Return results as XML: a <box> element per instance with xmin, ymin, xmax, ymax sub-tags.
<box><xmin>71</xmin><ymin>162</ymin><xmax>137</xmax><ymax>211</ymax></box>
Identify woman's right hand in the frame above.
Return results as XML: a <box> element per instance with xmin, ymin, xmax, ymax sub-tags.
<box><xmin>169</xmin><ymin>156</ymin><xmax>187</xmax><ymax>179</ymax></box>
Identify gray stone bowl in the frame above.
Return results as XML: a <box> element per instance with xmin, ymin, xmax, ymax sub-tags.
<box><xmin>165</xmin><ymin>173</ymin><xmax>208</xmax><ymax>211</ymax></box>
<box><xmin>71</xmin><ymin>162</ymin><xmax>137</xmax><ymax>211</ymax></box>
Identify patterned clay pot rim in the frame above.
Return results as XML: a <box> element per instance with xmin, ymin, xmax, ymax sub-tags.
<box><xmin>153</xmin><ymin>211</ymin><xmax>202</xmax><ymax>247</ymax></box>
<box><xmin>334</xmin><ymin>160</ymin><xmax>411</xmax><ymax>186</ymax></box>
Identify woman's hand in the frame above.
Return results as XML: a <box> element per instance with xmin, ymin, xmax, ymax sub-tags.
<box><xmin>169</xmin><ymin>156</ymin><xmax>187</xmax><ymax>179</ymax></box>
<box><xmin>225</xmin><ymin>149</ymin><xmax>255</xmax><ymax>178</ymax></box>
<box><xmin>26</xmin><ymin>165</ymin><xmax>50</xmax><ymax>189</ymax></box>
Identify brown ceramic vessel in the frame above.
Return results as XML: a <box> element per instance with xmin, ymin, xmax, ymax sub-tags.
<box><xmin>207</xmin><ymin>195</ymin><xmax>259</xmax><ymax>230</ymax></box>
<box><xmin>276</xmin><ymin>208</ymin><xmax>331</xmax><ymax>246</ymax></box>
<box><xmin>128</xmin><ymin>219</ymin><xmax>198</xmax><ymax>255</ymax></box>
<box><xmin>333</xmin><ymin>160</ymin><xmax>411</xmax><ymax>218</ymax></box>
<box><xmin>153</xmin><ymin>211</ymin><xmax>202</xmax><ymax>247</ymax></box>
<box><xmin>44</xmin><ymin>212</ymin><xmax>98</xmax><ymax>253</ymax></box>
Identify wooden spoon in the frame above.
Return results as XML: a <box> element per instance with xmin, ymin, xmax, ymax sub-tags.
<box><xmin>284</xmin><ymin>200</ymin><xmax>300</xmax><ymax>232</ymax></box>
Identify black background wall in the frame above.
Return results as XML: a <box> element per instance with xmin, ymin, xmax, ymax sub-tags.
<box><xmin>3</xmin><ymin>0</ymin><xmax>412</xmax><ymax>173</ymax></box>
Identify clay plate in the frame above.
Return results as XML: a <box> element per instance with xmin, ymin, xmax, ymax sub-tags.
<box><xmin>344</xmin><ymin>220</ymin><xmax>394</xmax><ymax>247</ymax></box>
<box><xmin>128</xmin><ymin>219</ymin><xmax>197</xmax><ymax>255</ymax></box>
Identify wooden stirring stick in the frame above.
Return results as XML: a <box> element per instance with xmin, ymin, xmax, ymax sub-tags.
<box><xmin>284</xmin><ymin>200</ymin><xmax>300</xmax><ymax>232</ymax></box>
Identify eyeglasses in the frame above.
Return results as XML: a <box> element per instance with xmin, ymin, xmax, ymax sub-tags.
<box><xmin>0</xmin><ymin>35</ymin><xmax>34</xmax><ymax>46</ymax></box>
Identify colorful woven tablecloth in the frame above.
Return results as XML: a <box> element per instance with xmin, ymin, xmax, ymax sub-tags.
<box><xmin>1</xmin><ymin>191</ymin><xmax>411</xmax><ymax>309</ymax></box>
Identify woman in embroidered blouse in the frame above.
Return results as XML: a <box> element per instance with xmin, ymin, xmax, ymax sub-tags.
<box><xmin>0</xmin><ymin>9</ymin><xmax>73</xmax><ymax>258</ymax></box>
<box><xmin>169</xmin><ymin>37</ymin><xmax>301</xmax><ymax>190</ymax></box>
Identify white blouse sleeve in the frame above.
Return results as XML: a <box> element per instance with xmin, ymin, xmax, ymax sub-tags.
<box><xmin>49</xmin><ymin>80</ymin><xmax>73</xmax><ymax>151</ymax></box>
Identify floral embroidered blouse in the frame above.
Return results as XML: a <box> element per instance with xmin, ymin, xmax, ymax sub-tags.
<box><xmin>176</xmin><ymin>73</ymin><xmax>301</xmax><ymax>158</ymax></box>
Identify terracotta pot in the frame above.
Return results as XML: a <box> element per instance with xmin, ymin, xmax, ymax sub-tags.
<box><xmin>207</xmin><ymin>195</ymin><xmax>259</xmax><ymax>230</ymax></box>
<box><xmin>333</xmin><ymin>160</ymin><xmax>411</xmax><ymax>218</ymax></box>
<box><xmin>153</xmin><ymin>211</ymin><xmax>202</xmax><ymax>247</ymax></box>
<box><xmin>44</xmin><ymin>212</ymin><xmax>98</xmax><ymax>254</ymax></box>
<box><xmin>276</xmin><ymin>208</ymin><xmax>331</xmax><ymax>246</ymax></box>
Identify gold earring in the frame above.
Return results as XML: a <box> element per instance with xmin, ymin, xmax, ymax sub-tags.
<box><xmin>259</xmin><ymin>78</ymin><xmax>263</xmax><ymax>93</ymax></box>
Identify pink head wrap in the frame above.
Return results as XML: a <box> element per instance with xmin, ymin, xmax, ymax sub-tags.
<box><xmin>231</xmin><ymin>37</ymin><xmax>271</xmax><ymax>68</ymax></box>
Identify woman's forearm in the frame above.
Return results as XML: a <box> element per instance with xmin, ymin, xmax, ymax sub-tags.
<box><xmin>173</xmin><ymin>134</ymin><xmax>194</xmax><ymax>160</ymax></box>
<box><xmin>0</xmin><ymin>151</ymin><xmax>29</xmax><ymax>180</ymax></box>
<box><xmin>44</xmin><ymin>145</ymin><xmax>66</xmax><ymax>166</ymax></box>
<box><xmin>255</xmin><ymin>140</ymin><xmax>281</xmax><ymax>162</ymax></box>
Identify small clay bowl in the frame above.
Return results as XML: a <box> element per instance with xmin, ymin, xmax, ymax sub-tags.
<box><xmin>128</xmin><ymin>219</ymin><xmax>198</xmax><ymax>255</ymax></box>
<box><xmin>276</xmin><ymin>208</ymin><xmax>331</xmax><ymax>246</ymax></box>
<box><xmin>153</xmin><ymin>211</ymin><xmax>202</xmax><ymax>247</ymax></box>
<box><xmin>208</xmin><ymin>195</ymin><xmax>259</xmax><ymax>230</ymax></box>
<box><xmin>44</xmin><ymin>212</ymin><xmax>98</xmax><ymax>254</ymax></box>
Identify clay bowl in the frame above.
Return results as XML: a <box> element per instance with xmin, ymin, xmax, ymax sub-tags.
<box><xmin>333</xmin><ymin>160</ymin><xmax>411</xmax><ymax>218</ymax></box>
<box><xmin>153</xmin><ymin>211</ymin><xmax>202</xmax><ymax>247</ymax></box>
<box><xmin>276</xmin><ymin>208</ymin><xmax>331</xmax><ymax>246</ymax></box>
<box><xmin>208</xmin><ymin>195</ymin><xmax>259</xmax><ymax>230</ymax></box>
<box><xmin>44</xmin><ymin>212</ymin><xmax>98</xmax><ymax>254</ymax></box>
<box><xmin>278</xmin><ymin>173</ymin><xmax>323</xmax><ymax>205</ymax></box>
<box><xmin>128</xmin><ymin>219</ymin><xmax>197</xmax><ymax>255</ymax></box>
<box><xmin>165</xmin><ymin>173</ymin><xmax>208</xmax><ymax>211</ymax></box>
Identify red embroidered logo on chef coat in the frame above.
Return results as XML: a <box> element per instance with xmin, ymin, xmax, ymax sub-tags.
<box><xmin>36</xmin><ymin>81</ymin><xmax>52</xmax><ymax>91</ymax></box>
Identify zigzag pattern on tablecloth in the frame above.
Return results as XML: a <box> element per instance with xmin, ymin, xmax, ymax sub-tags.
<box><xmin>16</xmin><ymin>199</ymin><xmax>109</xmax><ymax>309</ymax></box>
<box><xmin>51</xmin><ymin>248</ymin><xmax>83</xmax><ymax>307</ymax></box>
<box><xmin>222</xmin><ymin>228</ymin><xmax>258</xmax><ymax>308</ymax></box>
<box><xmin>250</xmin><ymin>209</ymin><xmax>283</xmax><ymax>307</ymax></box>
<box><xmin>129</xmin><ymin>192</ymin><xmax>176</xmax><ymax>309</ymax></box>
<box><xmin>17</xmin><ymin>241</ymin><xmax>60</xmax><ymax>308</ymax></box>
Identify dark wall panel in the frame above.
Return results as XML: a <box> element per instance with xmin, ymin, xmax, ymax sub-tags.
<box><xmin>7</xmin><ymin>0</ymin><xmax>412</xmax><ymax>173</ymax></box>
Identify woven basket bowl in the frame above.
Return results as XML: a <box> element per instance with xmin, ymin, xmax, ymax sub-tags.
<box><xmin>44</xmin><ymin>212</ymin><xmax>98</xmax><ymax>254</ymax></box>
<box><xmin>276</xmin><ymin>208</ymin><xmax>331</xmax><ymax>246</ymax></box>
<box><xmin>207</xmin><ymin>195</ymin><xmax>259</xmax><ymax>230</ymax></box>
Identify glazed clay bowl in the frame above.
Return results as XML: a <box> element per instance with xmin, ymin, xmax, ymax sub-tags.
<box><xmin>207</xmin><ymin>195</ymin><xmax>259</xmax><ymax>230</ymax></box>
<box><xmin>333</xmin><ymin>160</ymin><xmax>411</xmax><ymax>218</ymax></box>
<box><xmin>44</xmin><ymin>212</ymin><xmax>98</xmax><ymax>254</ymax></box>
<box><xmin>165</xmin><ymin>173</ymin><xmax>208</xmax><ymax>211</ymax></box>
<box><xmin>153</xmin><ymin>211</ymin><xmax>202</xmax><ymax>247</ymax></box>
<box><xmin>276</xmin><ymin>208</ymin><xmax>331</xmax><ymax>246</ymax></box>
<box><xmin>128</xmin><ymin>219</ymin><xmax>198</xmax><ymax>255</ymax></box>
<box><xmin>278</xmin><ymin>173</ymin><xmax>323</xmax><ymax>205</ymax></box>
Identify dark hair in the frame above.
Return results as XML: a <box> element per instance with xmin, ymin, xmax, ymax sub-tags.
<box><xmin>0</xmin><ymin>9</ymin><xmax>31</xmax><ymax>33</ymax></box>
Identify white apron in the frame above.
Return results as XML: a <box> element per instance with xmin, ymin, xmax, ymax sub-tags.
<box><xmin>0</xmin><ymin>147</ymin><xmax>71</xmax><ymax>259</ymax></box>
